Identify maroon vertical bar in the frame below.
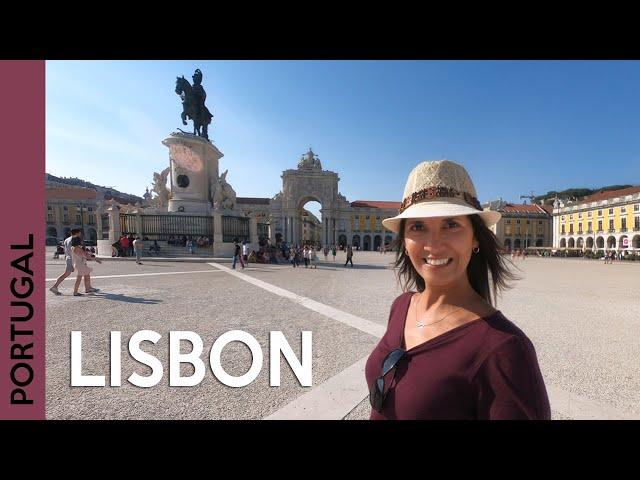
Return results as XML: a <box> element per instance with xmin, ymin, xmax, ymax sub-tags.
<box><xmin>0</xmin><ymin>61</ymin><xmax>45</xmax><ymax>419</ymax></box>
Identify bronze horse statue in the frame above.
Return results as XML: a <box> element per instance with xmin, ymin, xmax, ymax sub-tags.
<box><xmin>175</xmin><ymin>76</ymin><xmax>213</xmax><ymax>140</ymax></box>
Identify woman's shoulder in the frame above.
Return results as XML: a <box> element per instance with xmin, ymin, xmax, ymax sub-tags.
<box><xmin>388</xmin><ymin>291</ymin><xmax>414</xmax><ymax>316</ymax></box>
<box><xmin>391</xmin><ymin>291</ymin><xmax>414</xmax><ymax>305</ymax></box>
<box><xmin>475</xmin><ymin>311</ymin><xmax>537</xmax><ymax>358</ymax></box>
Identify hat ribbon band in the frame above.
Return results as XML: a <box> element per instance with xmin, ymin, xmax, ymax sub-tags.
<box><xmin>399</xmin><ymin>186</ymin><xmax>481</xmax><ymax>214</ymax></box>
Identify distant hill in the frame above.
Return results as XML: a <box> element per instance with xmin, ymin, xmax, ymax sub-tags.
<box><xmin>535</xmin><ymin>185</ymin><xmax>635</xmax><ymax>203</ymax></box>
<box><xmin>46</xmin><ymin>173</ymin><xmax>144</xmax><ymax>204</ymax></box>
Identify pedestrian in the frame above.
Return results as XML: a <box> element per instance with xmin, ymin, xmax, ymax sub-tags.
<box><xmin>133</xmin><ymin>236</ymin><xmax>144</xmax><ymax>265</ymax></box>
<box><xmin>49</xmin><ymin>228</ymin><xmax>82</xmax><ymax>295</ymax></box>
<box><xmin>345</xmin><ymin>244</ymin><xmax>354</xmax><ymax>267</ymax></box>
<box><xmin>71</xmin><ymin>236</ymin><xmax>102</xmax><ymax>296</ymax></box>
<box><xmin>232</xmin><ymin>239</ymin><xmax>245</xmax><ymax>269</ymax></box>
<box><xmin>310</xmin><ymin>246</ymin><xmax>318</xmax><ymax>269</ymax></box>
<box><xmin>323</xmin><ymin>246</ymin><xmax>329</xmax><ymax>261</ymax></box>
<box><xmin>294</xmin><ymin>246</ymin><xmax>301</xmax><ymax>268</ymax></box>
<box><xmin>366</xmin><ymin>159</ymin><xmax>550</xmax><ymax>420</ymax></box>
<box><xmin>303</xmin><ymin>246</ymin><xmax>310</xmax><ymax>268</ymax></box>
<box><xmin>242</xmin><ymin>240</ymin><xmax>249</xmax><ymax>265</ymax></box>
<box><xmin>127</xmin><ymin>233</ymin><xmax>135</xmax><ymax>257</ymax></box>
<box><xmin>120</xmin><ymin>235</ymin><xmax>129</xmax><ymax>257</ymax></box>
<box><xmin>331</xmin><ymin>245</ymin><xmax>336</xmax><ymax>262</ymax></box>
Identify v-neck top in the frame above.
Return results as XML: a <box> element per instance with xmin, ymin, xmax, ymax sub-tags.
<box><xmin>365</xmin><ymin>292</ymin><xmax>551</xmax><ymax>420</ymax></box>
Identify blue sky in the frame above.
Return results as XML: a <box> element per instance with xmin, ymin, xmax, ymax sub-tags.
<box><xmin>47</xmin><ymin>60</ymin><xmax>640</xmax><ymax>220</ymax></box>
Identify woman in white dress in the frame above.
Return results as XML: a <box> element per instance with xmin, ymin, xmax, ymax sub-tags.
<box><xmin>71</xmin><ymin>236</ymin><xmax>102</xmax><ymax>296</ymax></box>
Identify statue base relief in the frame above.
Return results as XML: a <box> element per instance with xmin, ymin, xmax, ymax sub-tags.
<box><xmin>162</xmin><ymin>132</ymin><xmax>223</xmax><ymax>215</ymax></box>
<box><xmin>168</xmin><ymin>199</ymin><xmax>213</xmax><ymax>215</ymax></box>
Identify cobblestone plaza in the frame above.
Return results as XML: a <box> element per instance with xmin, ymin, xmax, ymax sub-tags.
<box><xmin>45</xmin><ymin>250</ymin><xmax>640</xmax><ymax>419</ymax></box>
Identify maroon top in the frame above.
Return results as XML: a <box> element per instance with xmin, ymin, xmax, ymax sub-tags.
<box><xmin>365</xmin><ymin>292</ymin><xmax>551</xmax><ymax>420</ymax></box>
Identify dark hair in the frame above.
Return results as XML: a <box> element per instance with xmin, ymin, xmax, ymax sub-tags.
<box><xmin>71</xmin><ymin>228</ymin><xmax>82</xmax><ymax>235</ymax></box>
<box><xmin>392</xmin><ymin>215</ymin><xmax>518</xmax><ymax>306</ymax></box>
<box><xmin>71</xmin><ymin>236</ymin><xmax>83</xmax><ymax>247</ymax></box>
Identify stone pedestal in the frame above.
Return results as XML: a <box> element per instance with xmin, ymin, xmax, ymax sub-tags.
<box><xmin>96</xmin><ymin>240</ymin><xmax>112</xmax><ymax>258</ymax></box>
<box><xmin>107</xmin><ymin>205</ymin><xmax>121</xmax><ymax>242</ymax></box>
<box><xmin>214</xmin><ymin>242</ymin><xmax>236</xmax><ymax>257</ymax></box>
<box><xmin>249</xmin><ymin>216</ymin><xmax>258</xmax><ymax>246</ymax></box>
<box><xmin>162</xmin><ymin>132</ymin><xmax>224</xmax><ymax>214</ymax></box>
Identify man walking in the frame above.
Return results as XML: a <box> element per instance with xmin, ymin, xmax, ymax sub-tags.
<box><xmin>232</xmin><ymin>239</ymin><xmax>245</xmax><ymax>269</ymax></box>
<box><xmin>49</xmin><ymin>228</ymin><xmax>82</xmax><ymax>295</ymax></box>
<box><xmin>344</xmin><ymin>244</ymin><xmax>354</xmax><ymax>267</ymax></box>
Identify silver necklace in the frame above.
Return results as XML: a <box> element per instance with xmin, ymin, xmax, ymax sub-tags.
<box><xmin>414</xmin><ymin>294</ymin><xmax>464</xmax><ymax>329</ymax></box>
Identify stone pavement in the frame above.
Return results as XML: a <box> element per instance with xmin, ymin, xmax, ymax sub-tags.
<box><xmin>45</xmin><ymin>251</ymin><xmax>640</xmax><ymax>419</ymax></box>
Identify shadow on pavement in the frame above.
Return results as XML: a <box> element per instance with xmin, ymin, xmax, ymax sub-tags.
<box><xmin>319</xmin><ymin>263</ymin><xmax>393</xmax><ymax>270</ymax></box>
<box><xmin>90</xmin><ymin>293</ymin><xmax>163</xmax><ymax>304</ymax></box>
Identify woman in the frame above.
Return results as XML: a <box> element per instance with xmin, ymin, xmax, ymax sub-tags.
<box><xmin>71</xmin><ymin>236</ymin><xmax>102</xmax><ymax>296</ymax></box>
<box><xmin>365</xmin><ymin>160</ymin><xmax>550</xmax><ymax>420</ymax></box>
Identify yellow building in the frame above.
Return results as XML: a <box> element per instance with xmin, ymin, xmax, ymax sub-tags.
<box><xmin>46</xmin><ymin>174</ymin><xmax>145</xmax><ymax>245</ymax></box>
<box><xmin>46</xmin><ymin>186</ymin><xmax>101</xmax><ymax>245</ymax></box>
<box><xmin>553</xmin><ymin>186</ymin><xmax>640</xmax><ymax>252</ymax></box>
<box><xmin>301</xmin><ymin>209</ymin><xmax>322</xmax><ymax>244</ymax></box>
<box><xmin>349</xmin><ymin>201</ymin><xmax>400</xmax><ymax>251</ymax></box>
<box><xmin>484</xmin><ymin>200</ymin><xmax>553</xmax><ymax>251</ymax></box>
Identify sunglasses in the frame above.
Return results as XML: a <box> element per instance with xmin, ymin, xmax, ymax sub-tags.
<box><xmin>369</xmin><ymin>348</ymin><xmax>407</xmax><ymax>413</ymax></box>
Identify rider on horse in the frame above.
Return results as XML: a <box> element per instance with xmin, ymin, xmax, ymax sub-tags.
<box><xmin>191</xmin><ymin>69</ymin><xmax>206</xmax><ymax>124</ymax></box>
<box><xmin>176</xmin><ymin>69</ymin><xmax>213</xmax><ymax>140</ymax></box>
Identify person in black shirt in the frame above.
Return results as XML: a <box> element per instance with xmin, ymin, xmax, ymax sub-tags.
<box><xmin>232</xmin><ymin>238</ymin><xmax>245</xmax><ymax>269</ymax></box>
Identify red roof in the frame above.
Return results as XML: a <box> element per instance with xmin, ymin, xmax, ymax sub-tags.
<box><xmin>351</xmin><ymin>200</ymin><xmax>401</xmax><ymax>209</ymax></box>
<box><xmin>581</xmin><ymin>186</ymin><xmax>640</xmax><ymax>203</ymax></box>
<box><xmin>499</xmin><ymin>203</ymin><xmax>548</xmax><ymax>215</ymax></box>
<box><xmin>540</xmin><ymin>205</ymin><xmax>554</xmax><ymax>214</ymax></box>
<box><xmin>47</xmin><ymin>187</ymin><xmax>97</xmax><ymax>201</ymax></box>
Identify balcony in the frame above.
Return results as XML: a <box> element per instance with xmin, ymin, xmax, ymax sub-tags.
<box><xmin>620</xmin><ymin>228</ymin><xmax>627</xmax><ymax>232</ymax></box>
<box><xmin>608</xmin><ymin>229</ymin><xmax>615</xmax><ymax>233</ymax></box>
<box><xmin>577</xmin><ymin>231</ymin><xmax>583</xmax><ymax>234</ymax></box>
<box><xmin>596</xmin><ymin>230</ymin><xmax>603</xmax><ymax>234</ymax></box>
<box><xmin>586</xmin><ymin>230</ymin><xmax>593</xmax><ymax>234</ymax></box>
<box><xmin>634</xmin><ymin>227</ymin><xmax>640</xmax><ymax>231</ymax></box>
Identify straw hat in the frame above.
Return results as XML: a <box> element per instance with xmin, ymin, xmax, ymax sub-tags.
<box><xmin>381</xmin><ymin>160</ymin><xmax>501</xmax><ymax>234</ymax></box>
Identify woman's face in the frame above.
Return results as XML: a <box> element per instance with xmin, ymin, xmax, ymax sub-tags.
<box><xmin>404</xmin><ymin>215</ymin><xmax>478</xmax><ymax>288</ymax></box>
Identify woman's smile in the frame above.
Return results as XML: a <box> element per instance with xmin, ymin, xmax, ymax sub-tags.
<box><xmin>422</xmin><ymin>257</ymin><xmax>453</xmax><ymax>268</ymax></box>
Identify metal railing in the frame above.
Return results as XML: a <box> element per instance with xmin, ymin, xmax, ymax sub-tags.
<box><xmin>119</xmin><ymin>214</ymin><xmax>137</xmax><ymax>235</ymax></box>
<box><xmin>140</xmin><ymin>214</ymin><xmax>213</xmax><ymax>239</ymax></box>
<box><xmin>257</xmin><ymin>222</ymin><xmax>269</xmax><ymax>238</ymax></box>
<box><xmin>222</xmin><ymin>216</ymin><xmax>249</xmax><ymax>243</ymax></box>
